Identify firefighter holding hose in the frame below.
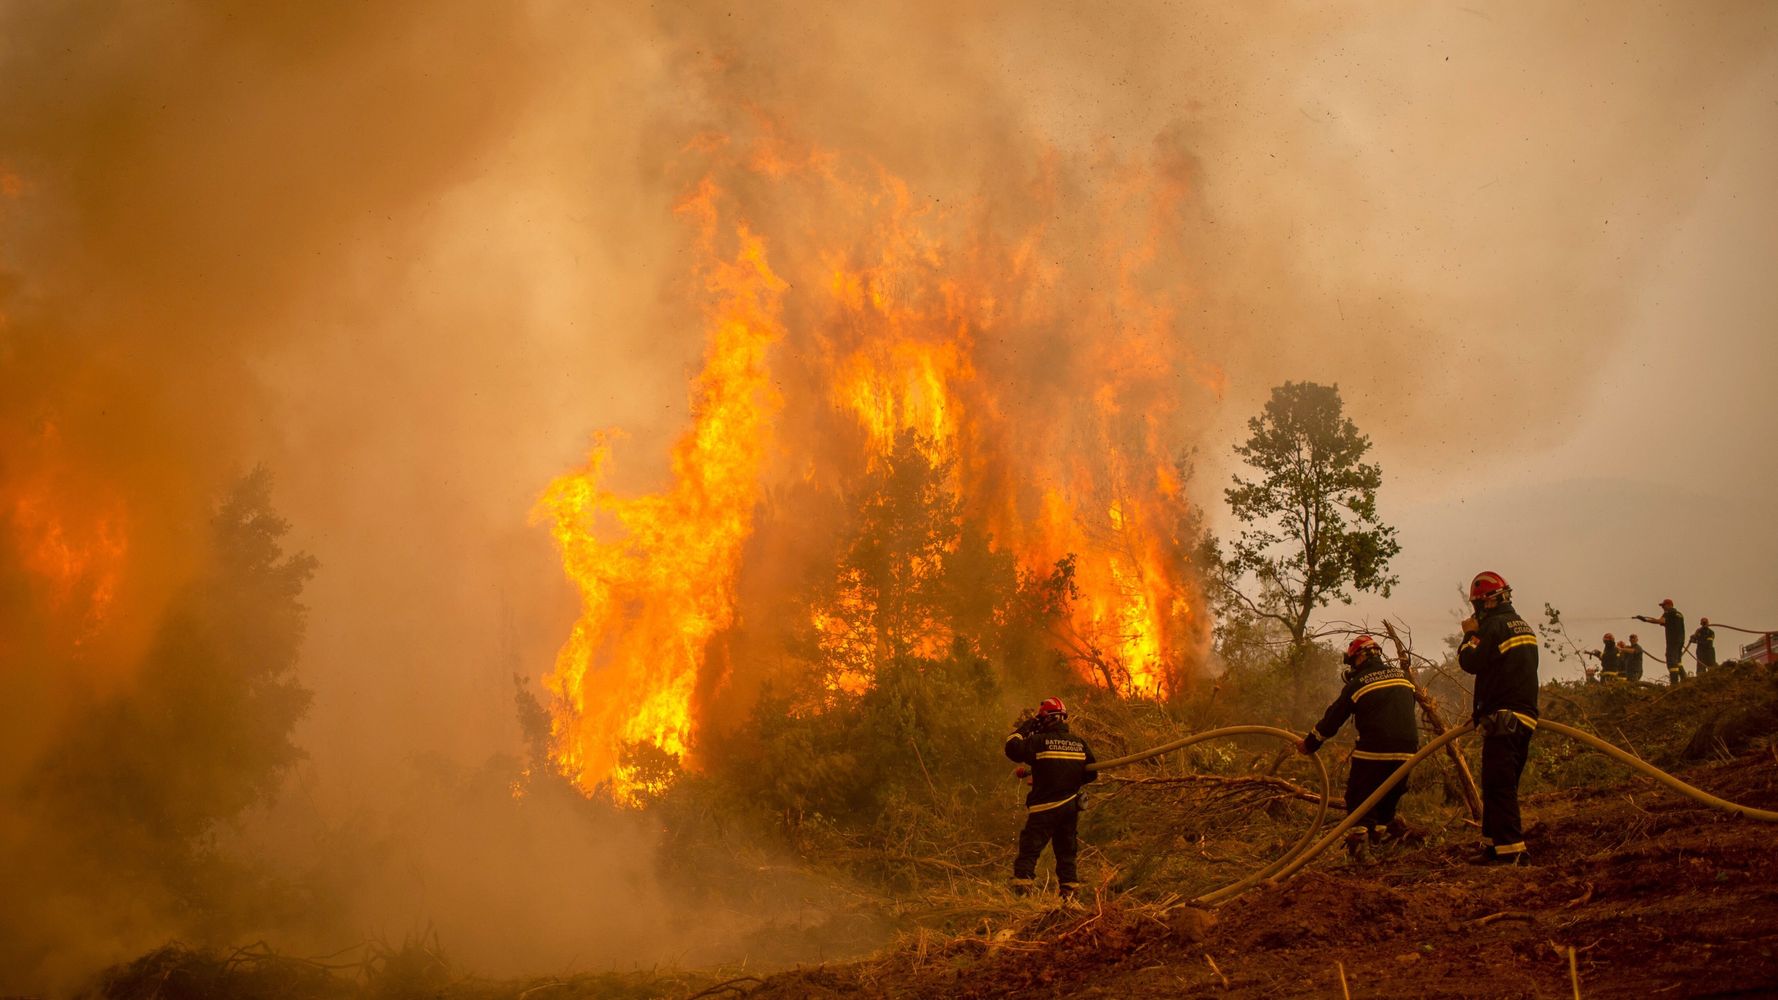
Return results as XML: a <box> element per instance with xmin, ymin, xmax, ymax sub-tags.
<box><xmin>1458</xmin><ymin>571</ymin><xmax>1540</xmax><ymax>864</ymax></box>
<box><xmin>1297</xmin><ymin>634</ymin><xmax>1422</xmax><ymax>857</ymax></box>
<box><xmin>1692</xmin><ymin>618</ymin><xmax>1717</xmax><ymax>673</ymax></box>
<box><xmin>1005</xmin><ymin>697</ymin><xmax>1096</xmax><ymax>900</ymax></box>
<box><xmin>1622</xmin><ymin>635</ymin><xmax>1647</xmax><ymax>682</ymax></box>
<box><xmin>1588</xmin><ymin>632</ymin><xmax>1620</xmax><ymax>682</ymax></box>
<box><xmin>1636</xmin><ymin>599</ymin><xmax>1688</xmax><ymax>684</ymax></box>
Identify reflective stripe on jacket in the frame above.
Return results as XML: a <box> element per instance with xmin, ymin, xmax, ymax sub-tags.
<box><xmin>1005</xmin><ymin>724</ymin><xmax>1097</xmax><ymax>812</ymax></box>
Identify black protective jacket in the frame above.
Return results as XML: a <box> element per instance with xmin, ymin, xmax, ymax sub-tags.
<box><xmin>1622</xmin><ymin>644</ymin><xmax>1646</xmax><ymax>681</ymax></box>
<box><xmin>1302</xmin><ymin>660</ymin><xmax>1420</xmax><ymax>759</ymax></box>
<box><xmin>1693</xmin><ymin>625</ymin><xmax>1717</xmax><ymax>665</ymax></box>
<box><xmin>1596</xmin><ymin>643</ymin><xmax>1620</xmax><ymax>677</ymax></box>
<box><xmin>1661</xmin><ymin>608</ymin><xmax>1686</xmax><ymax>660</ymax></box>
<box><xmin>1005</xmin><ymin>721</ymin><xmax>1096</xmax><ymax>813</ymax></box>
<box><xmin>1458</xmin><ymin>602</ymin><xmax>1540</xmax><ymax>725</ymax></box>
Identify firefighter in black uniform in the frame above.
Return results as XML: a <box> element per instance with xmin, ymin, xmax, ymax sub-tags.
<box><xmin>1636</xmin><ymin>599</ymin><xmax>1687</xmax><ymax>683</ymax></box>
<box><xmin>1621</xmin><ymin>636</ymin><xmax>1647</xmax><ymax>682</ymax></box>
<box><xmin>1005</xmin><ymin>697</ymin><xmax>1096</xmax><ymax>899</ymax></box>
<box><xmin>1298</xmin><ymin>634</ymin><xmax>1421</xmax><ymax>856</ymax></box>
<box><xmin>1458</xmin><ymin>571</ymin><xmax>1539</xmax><ymax>864</ymax></box>
<box><xmin>1692</xmin><ymin>618</ymin><xmax>1717</xmax><ymax>674</ymax></box>
<box><xmin>1588</xmin><ymin>633</ymin><xmax>1620</xmax><ymax>682</ymax></box>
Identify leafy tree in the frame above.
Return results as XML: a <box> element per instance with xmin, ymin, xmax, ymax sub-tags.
<box><xmin>33</xmin><ymin>467</ymin><xmax>317</xmax><ymax>860</ymax></box>
<box><xmin>838</xmin><ymin>428</ymin><xmax>964</xmax><ymax>664</ymax></box>
<box><xmin>1223</xmin><ymin>381</ymin><xmax>1399</xmax><ymax>648</ymax></box>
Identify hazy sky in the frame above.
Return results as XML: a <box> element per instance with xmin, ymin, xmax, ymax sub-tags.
<box><xmin>1253</xmin><ymin>35</ymin><xmax>1778</xmax><ymax>675</ymax></box>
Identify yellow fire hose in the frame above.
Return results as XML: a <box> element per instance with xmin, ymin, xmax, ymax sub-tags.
<box><xmin>1086</xmin><ymin>718</ymin><xmax>1778</xmax><ymax>906</ymax></box>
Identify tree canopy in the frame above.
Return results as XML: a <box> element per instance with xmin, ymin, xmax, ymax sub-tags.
<box><xmin>1222</xmin><ymin>381</ymin><xmax>1399</xmax><ymax>646</ymax></box>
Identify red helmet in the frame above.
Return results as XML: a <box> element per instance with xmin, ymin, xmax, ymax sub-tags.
<box><xmin>1469</xmin><ymin>571</ymin><xmax>1509</xmax><ymax>602</ymax></box>
<box><xmin>1660</xmin><ymin>598</ymin><xmax>1674</xmax><ymax>608</ymax></box>
<box><xmin>1343</xmin><ymin>634</ymin><xmax>1381</xmax><ymax>665</ymax></box>
<box><xmin>1701</xmin><ymin>617</ymin><xmax>1710</xmax><ymax>625</ymax></box>
<box><xmin>1037</xmin><ymin>697</ymin><xmax>1067</xmax><ymax>719</ymax></box>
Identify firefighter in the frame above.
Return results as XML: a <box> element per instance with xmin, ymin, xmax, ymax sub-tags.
<box><xmin>1621</xmin><ymin>636</ymin><xmax>1647</xmax><ymax>682</ymax></box>
<box><xmin>1636</xmin><ymin>599</ymin><xmax>1687</xmax><ymax>683</ymax></box>
<box><xmin>1458</xmin><ymin>571</ymin><xmax>1539</xmax><ymax>864</ymax></box>
<box><xmin>1589</xmin><ymin>633</ymin><xmax>1620</xmax><ymax>682</ymax></box>
<box><xmin>1297</xmin><ymin>634</ymin><xmax>1421</xmax><ymax>856</ymax></box>
<box><xmin>1692</xmin><ymin>618</ymin><xmax>1717</xmax><ymax>674</ymax></box>
<box><xmin>1004</xmin><ymin>697</ymin><xmax>1096</xmax><ymax>899</ymax></box>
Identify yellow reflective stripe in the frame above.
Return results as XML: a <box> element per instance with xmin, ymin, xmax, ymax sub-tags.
<box><xmin>1350</xmin><ymin>750</ymin><xmax>1415</xmax><ymax>761</ymax></box>
<box><xmin>1461</xmin><ymin>637</ymin><xmax>1480</xmax><ymax>651</ymax></box>
<box><xmin>1352</xmin><ymin>678</ymin><xmax>1416</xmax><ymax>702</ymax></box>
<box><xmin>1498</xmin><ymin>635</ymin><xmax>1537</xmax><ymax>654</ymax></box>
<box><xmin>1034</xmin><ymin>751</ymin><xmax>1088</xmax><ymax>761</ymax></box>
<box><xmin>1512</xmin><ymin>712</ymin><xmax>1538</xmax><ymax>730</ymax></box>
<box><xmin>1004</xmin><ymin>733</ymin><xmax>1022</xmax><ymax>743</ymax></box>
<box><xmin>1493</xmin><ymin>841</ymin><xmax>1527</xmax><ymax>855</ymax></box>
<box><xmin>1027</xmin><ymin>794</ymin><xmax>1077</xmax><ymax>814</ymax></box>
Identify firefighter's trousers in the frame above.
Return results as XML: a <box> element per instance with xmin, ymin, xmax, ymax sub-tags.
<box><xmin>1481</xmin><ymin>728</ymin><xmax>1533</xmax><ymax>856</ymax></box>
<box><xmin>1013</xmin><ymin>799</ymin><xmax>1081</xmax><ymax>889</ymax></box>
<box><xmin>1346</xmin><ymin>757</ymin><xmax>1410</xmax><ymax>829</ymax></box>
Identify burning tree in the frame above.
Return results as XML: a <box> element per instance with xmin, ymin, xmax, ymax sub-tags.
<box><xmin>536</xmin><ymin>122</ymin><xmax>1222</xmax><ymax>804</ymax></box>
<box><xmin>3</xmin><ymin>470</ymin><xmax>316</xmax><ymax>973</ymax></box>
<box><xmin>29</xmin><ymin>469</ymin><xmax>315</xmax><ymax>849</ymax></box>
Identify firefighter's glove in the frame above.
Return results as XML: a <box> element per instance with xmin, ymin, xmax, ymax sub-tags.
<box><xmin>1480</xmin><ymin>708</ymin><xmax>1519</xmax><ymax>736</ymax></box>
<box><xmin>1296</xmin><ymin>737</ymin><xmax>1315</xmax><ymax>756</ymax></box>
<box><xmin>1013</xmin><ymin>766</ymin><xmax>1030</xmax><ymax>780</ymax></box>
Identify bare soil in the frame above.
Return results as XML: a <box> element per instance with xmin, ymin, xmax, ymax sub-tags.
<box><xmin>744</xmin><ymin>749</ymin><xmax>1778</xmax><ymax>999</ymax></box>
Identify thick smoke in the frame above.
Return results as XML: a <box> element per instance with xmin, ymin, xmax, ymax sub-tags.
<box><xmin>2</xmin><ymin>0</ymin><xmax>1772</xmax><ymax>991</ymax></box>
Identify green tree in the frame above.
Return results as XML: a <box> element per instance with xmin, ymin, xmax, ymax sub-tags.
<box><xmin>34</xmin><ymin>467</ymin><xmax>317</xmax><ymax>859</ymax></box>
<box><xmin>1223</xmin><ymin>381</ymin><xmax>1399</xmax><ymax>647</ymax></box>
<box><xmin>845</xmin><ymin>429</ymin><xmax>963</xmax><ymax>662</ymax></box>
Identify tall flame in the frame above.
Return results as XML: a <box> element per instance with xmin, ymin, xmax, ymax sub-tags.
<box><xmin>533</xmin><ymin>182</ymin><xmax>786</xmax><ymax>802</ymax></box>
<box><xmin>539</xmin><ymin>128</ymin><xmax>1217</xmax><ymax>799</ymax></box>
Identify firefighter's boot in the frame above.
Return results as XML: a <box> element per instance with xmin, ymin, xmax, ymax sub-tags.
<box><xmin>1343</xmin><ymin>827</ymin><xmax>1369</xmax><ymax>861</ymax></box>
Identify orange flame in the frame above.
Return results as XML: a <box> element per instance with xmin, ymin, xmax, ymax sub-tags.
<box><xmin>3</xmin><ymin>423</ymin><xmax>130</xmax><ymax>645</ymax></box>
<box><xmin>539</xmin><ymin>128</ymin><xmax>1217</xmax><ymax>799</ymax></box>
<box><xmin>533</xmin><ymin>184</ymin><xmax>786</xmax><ymax>803</ymax></box>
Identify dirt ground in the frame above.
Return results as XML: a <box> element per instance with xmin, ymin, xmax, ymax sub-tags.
<box><xmin>743</xmin><ymin>749</ymin><xmax>1778</xmax><ymax>999</ymax></box>
<box><xmin>77</xmin><ymin>673</ymin><xmax>1778</xmax><ymax>1000</ymax></box>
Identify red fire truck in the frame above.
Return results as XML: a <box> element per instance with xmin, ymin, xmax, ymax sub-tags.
<box><xmin>1738</xmin><ymin>632</ymin><xmax>1777</xmax><ymax>665</ymax></box>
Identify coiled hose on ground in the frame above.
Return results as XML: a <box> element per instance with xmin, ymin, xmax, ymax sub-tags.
<box><xmin>1086</xmin><ymin>718</ymin><xmax>1778</xmax><ymax>907</ymax></box>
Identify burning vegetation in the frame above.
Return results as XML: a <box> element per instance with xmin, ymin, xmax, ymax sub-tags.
<box><xmin>4</xmin><ymin>2</ymin><xmax>1777</xmax><ymax>998</ymax></box>
<box><xmin>534</xmin><ymin>125</ymin><xmax>1220</xmax><ymax>804</ymax></box>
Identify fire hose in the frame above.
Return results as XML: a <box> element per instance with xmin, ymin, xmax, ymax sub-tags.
<box><xmin>1084</xmin><ymin>726</ymin><xmax>1332</xmax><ymax>905</ymax></box>
<box><xmin>1085</xmin><ymin>718</ymin><xmax>1778</xmax><ymax>907</ymax></box>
